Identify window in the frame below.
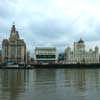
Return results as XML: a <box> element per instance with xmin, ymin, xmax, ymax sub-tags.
<box><xmin>36</xmin><ymin>55</ymin><xmax>56</xmax><ymax>59</ymax></box>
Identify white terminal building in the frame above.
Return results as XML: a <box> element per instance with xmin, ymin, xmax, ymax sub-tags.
<box><xmin>34</xmin><ymin>47</ymin><xmax>58</xmax><ymax>64</ymax></box>
<box><xmin>64</xmin><ymin>39</ymin><xmax>99</xmax><ymax>64</ymax></box>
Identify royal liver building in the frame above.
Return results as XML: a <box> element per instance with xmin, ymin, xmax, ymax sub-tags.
<box><xmin>2</xmin><ymin>24</ymin><xmax>26</xmax><ymax>64</ymax></box>
<box><xmin>64</xmin><ymin>39</ymin><xmax>99</xmax><ymax>64</ymax></box>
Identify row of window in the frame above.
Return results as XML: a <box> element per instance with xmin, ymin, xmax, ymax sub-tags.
<box><xmin>36</xmin><ymin>55</ymin><xmax>56</xmax><ymax>59</ymax></box>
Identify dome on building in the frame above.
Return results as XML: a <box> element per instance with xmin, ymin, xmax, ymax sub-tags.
<box><xmin>78</xmin><ymin>38</ymin><xmax>84</xmax><ymax>43</ymax></box>
<box><xmin>10</xmin><ymin>23</ymin><xmax>20</xmax><ymax>40</ymax></box>
<box><xmin>11</xmin><ymin>24</ymin><xmax>16</xmax><ymax>33</ymax></box>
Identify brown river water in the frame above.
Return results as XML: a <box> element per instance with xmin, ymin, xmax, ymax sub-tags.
<box><xmin>0</xmin><ymin>69</ymin><xmax>100</xmax><ymax>100</ymax></box>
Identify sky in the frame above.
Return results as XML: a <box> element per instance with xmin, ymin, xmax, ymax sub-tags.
<box><xmin>0</xmin><ymin>0</ymin><xmax>100</xmax><ymax>53</ymax></box>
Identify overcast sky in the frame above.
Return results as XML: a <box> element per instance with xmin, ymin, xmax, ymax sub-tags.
<box><xmin>0</xmin><ymin>0</ymin><xmax>100</xmax><ymax>52</ymax></box>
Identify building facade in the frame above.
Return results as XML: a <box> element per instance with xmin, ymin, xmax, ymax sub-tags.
<box><xmin>34</xmin><ymin>47</ymin><xmax>58</xmax><ymax>64</ymax></box>
<box><xmin>2</xmin><ymin>24</ymin><xmax>26</xmax><ymax>64</ymax></box>
<box><xmin>0</xmin><ymin>50</ymin><xmax>1</xmax><ymax>63</ymax></box>
<box><xmin>64</xmin><ymin>39</ymin><xmax>99</xmax><ymax>64</ymax></box>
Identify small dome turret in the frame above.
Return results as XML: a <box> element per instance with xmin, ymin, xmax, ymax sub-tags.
<box><xmin>78</xmin><ymin>38</ymin><xmax>84</xmax><ymax>43</ymax></box>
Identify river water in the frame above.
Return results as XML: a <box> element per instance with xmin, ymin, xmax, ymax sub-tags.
<box><xmin>0</xmin><ymin>69</ymin><xmax>100</xmax><ymax>100</ymax></box>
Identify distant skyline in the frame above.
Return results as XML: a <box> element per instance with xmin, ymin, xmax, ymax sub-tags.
<box><xmin>0</xmin><ymin>0</ymin><xmax>100</xmax><ymax>52</ymax></box>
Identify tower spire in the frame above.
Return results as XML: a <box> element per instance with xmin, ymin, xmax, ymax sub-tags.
<box><xmin>11</xmin><ymin>22</ymin><xmax>16</xmax><ymax>33</ymax></box>
<box><xmin>9</xmin><ymin>22</ymin><xmax>19</xmax><ymax>40</ymax></box>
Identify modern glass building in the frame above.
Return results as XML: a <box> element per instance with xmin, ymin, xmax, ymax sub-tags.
<box><xmin>34</xmin><ymin>47</ymin><xmax>58</xmax><ymax>64</ymax></box>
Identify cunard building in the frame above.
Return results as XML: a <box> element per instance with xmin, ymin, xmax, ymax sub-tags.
<box><xmin>64</xmin><ymin>39</ymin><xmax>99</xmax><ymax>64</ymax></box>
<box><xmin>2</xmin><ymin>24</ymin><xmax>26</xmax><ymax>64</ymax></box>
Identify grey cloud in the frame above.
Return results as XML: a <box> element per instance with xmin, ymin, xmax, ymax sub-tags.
<box><xmin>0</xmin><ymin>0</ymin><xmax>100</xmax><ymax>53</ymax></box>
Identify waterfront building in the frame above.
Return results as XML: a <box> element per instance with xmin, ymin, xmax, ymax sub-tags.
<box><xmin>2</xmin><ymin>24</ymin><xmax>26</xmax><ymax>64</ymax></box>
<box><xmin>34</xmin><ymin>47</ymin><xmax>58</xmax><ymax>64</ymax></box>
<box><xmin>64</xmin><ymin>39</ymin><xmax>99</xmax><ymax>64</ymax></box>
